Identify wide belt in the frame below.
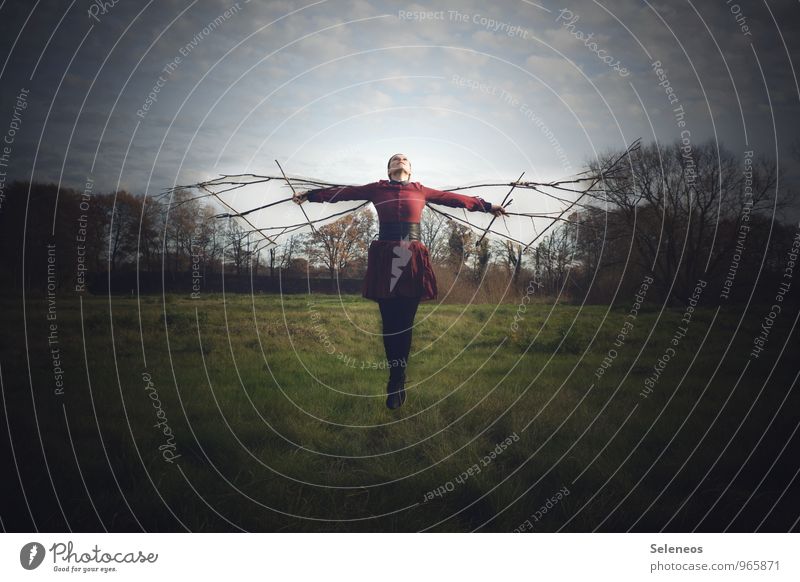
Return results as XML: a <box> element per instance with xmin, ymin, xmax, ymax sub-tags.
<box><xmin>378</xmin><ymin>221</ymin><xmax>421</xmax><ymax>241</ymax></box>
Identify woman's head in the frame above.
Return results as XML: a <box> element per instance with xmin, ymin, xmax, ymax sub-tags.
<box><xmin>387</xmin><ymin>153</ymin><xmax>411</xmax><ymax>180</ymax></box>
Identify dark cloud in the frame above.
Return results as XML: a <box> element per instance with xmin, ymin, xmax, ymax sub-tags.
<box><xmin>0</xmin><ymin>0</ymin><xmax>797</xmax><ymax>219</ymax></box>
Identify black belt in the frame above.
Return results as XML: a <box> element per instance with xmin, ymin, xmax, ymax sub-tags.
<box><xmin>378</xmin><ymin>222</ymin><xmax>421</xmax><ymax>241</ymax></box>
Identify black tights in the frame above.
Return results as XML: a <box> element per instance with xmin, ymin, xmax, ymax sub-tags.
<box><xmin>378</xmin><ymin>297</ymin><xmax>420</xmax><ymax>380</ymax></box>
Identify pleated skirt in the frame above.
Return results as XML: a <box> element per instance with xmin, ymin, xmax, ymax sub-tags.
<box><xmin>362</xmin><ymin>239</ymin><xmax>438</xmax><ymax>302</ymax></box>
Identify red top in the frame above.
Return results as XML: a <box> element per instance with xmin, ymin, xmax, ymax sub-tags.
<box><xmin>306</xmin><ymin>180</ymin><xmax>491</xmax><ymax>222</ymax></box>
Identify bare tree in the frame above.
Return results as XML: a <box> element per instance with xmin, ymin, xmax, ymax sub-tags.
<box><xmin>224</xmin><ymin>220</ymin><xmax>254</xmax><ymax>276</ymax></box>
<box><xmin>420</xmin><ymin>206</ymin><xmax>450</xmax><ymax>263</ymax></box>
<box><xmin>138</xmin><ymin>193</ymin><xmax>166</xmax><ymax>273</ymax></box>
<box><xmin>163</xmin><ymin>189</ymin><xmax>204</xmax><ymax>274</ymax></box>
<box><xmin>107</xmin><ymin>191</ymin><xmax>144</xmax><ymax>272</ymax></box>
<box><xmin>267</xmin><ymin>234</ymin><xmax>302</xmax><ymax>277</ymax></box>
<box><xmin>583</xmin><ymin>140</ymin><xmax>785</xmax><ymax>304</ymax></box>
<box><xmin>534</xmin><ymin>223</ymin><xmax>576</xmax><ymax>295</ymax></box>
<box><xmin>305</xmin><ymin>207</ymin><xmax>375</xmax><ymax>281</ymax></box>
<box><xmin>493</xmin><ymin>239</ymin><xmax>524</xmax><ymax>284</ymax></box>
<box><xmin>180</xmin><ymin>204</ymin><xmax>222</xmax><ymax>277</ymax></box>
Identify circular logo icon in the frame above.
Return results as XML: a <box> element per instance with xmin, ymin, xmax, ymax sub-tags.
<box><xmin>20</xmin><ymin>542</ymin><xmax>46</xmax><ymax>570</ymax></box>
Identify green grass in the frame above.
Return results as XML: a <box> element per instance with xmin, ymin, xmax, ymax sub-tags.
<box><xmin>2</xmin><ymin>293</ymin><xmax>797</xmax><ymax>532</ymax></box>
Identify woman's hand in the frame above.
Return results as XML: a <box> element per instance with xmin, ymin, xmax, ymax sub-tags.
<box><xmin>489</xmin><ymin>203</ymin><xmax>508</xmax><ymax>217</ymax></box>
<box><xmin>293</xmin><ymin>190</ymin><xmax>310</xmax><ymax>205</ymax></box>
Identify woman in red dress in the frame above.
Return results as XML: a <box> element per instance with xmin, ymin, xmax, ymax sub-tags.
<box><xmin>293</xmin><ymin>154</ymin><xmax>507</xmax><ymax>409</ymax></box>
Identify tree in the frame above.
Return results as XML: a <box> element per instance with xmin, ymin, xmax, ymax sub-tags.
<box><xmin>473</xmin><ymin>237</ymin><xmax>491</xmax><ymax>282</ymax></box>
<box><xmin>493</xmin><ymin>239</ymin><xmax>524</xmax><ymax>284</ymax></box>
<box><xmin>223</xmin><ymin>220</ymin><xmax>255</xmax><ymax>276</ymax></box>
<box><xmin>138</xmin><ymin>193</ymin><xmax>166</xmax><ymax>273</ymax></box>
<box><xmin>582</xmin><ymin>140</ymin><xmax>787</xmax><ymax>304</ymax></box>
<box><xmin>305</xmin><ymin>207</ymin><xmax>375</xmax><ymax>281</ymax></box>
<box><xmin>107</xmin><ymin>191</ymin><xmax>143</xmax><ymax>272</ymax></box>
<box><xmin>162</xmin><ymin>189</ymin><xmax>204</xmax><ymax>274</ymax></box>
<box><xmin>445</xmin><ymin>221</ymin><xmax>474</xmax><ymax>269</ymax></box>
<box><xmin>186</xmin><ymin>205</ymin><xmax>223</xmax><ymax>276</ymax></box>
<box><xmin>534</xmin><ymin>223</ymin><xmax>576</xmax><ymax>296</ymax></box>
<box><xmin>269</xmin><ymin>234</ymin><xmax>302</xmax><ymax>277</ymax></box>
<box><xmin>420</xmin><ymin>206</ymin><xmax>450</xmax><ymax>263</ymax></box>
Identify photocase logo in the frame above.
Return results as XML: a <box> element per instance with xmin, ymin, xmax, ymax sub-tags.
<box><xmin>389</xmin><ymin>235</ymin><xmax>413</xmax><ymax>292</ymax></box>
<box><xmin>20</xmin><ymin>542</ymin><xmax>45</xmax><ymax>570</ymax></box>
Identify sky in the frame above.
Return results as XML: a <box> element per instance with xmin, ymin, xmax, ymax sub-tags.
<box><xmin>1</xmin><ymin>0</ymin><xmax>799</xmax><ymax>232</ymax></box>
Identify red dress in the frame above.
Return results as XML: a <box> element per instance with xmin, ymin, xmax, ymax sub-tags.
<box><xmin>307</xmin><ymin>180</ymin><xmax>491</xmax><ymax>302</ymax></box>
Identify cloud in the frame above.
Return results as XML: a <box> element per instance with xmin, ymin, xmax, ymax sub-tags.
<box><xmin>0</xmin><ymin>0</ymin><xmax>795</xmax><ymax>224</ymax></box>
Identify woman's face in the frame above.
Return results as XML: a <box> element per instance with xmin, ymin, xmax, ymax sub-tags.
<box><xmin>388</xmin><ymin>154</ymin><xmax>411</xmax><ymax>177</ymax></box>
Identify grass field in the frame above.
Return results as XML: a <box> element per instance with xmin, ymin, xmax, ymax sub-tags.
<box><xmin>2</xmin><ymin>292</ymin><xmax>798</xmax><ymax>532</ymax></box>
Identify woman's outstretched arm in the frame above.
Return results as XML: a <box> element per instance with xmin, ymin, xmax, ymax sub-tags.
<box><xmin>297</xmin><ymin>183</ymin><xmax>375</xmax><ymax>204</ymax></box>
<box><xmin>422</xmin><ymin>185</ymin><xmax>506</xmax><ymax>215</ymax></box>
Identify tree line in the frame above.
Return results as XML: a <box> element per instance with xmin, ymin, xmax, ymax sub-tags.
<box><xmin>0</xmin><ymin>178</ymin><xmax>545</xmax><ymax>296</ymax></box>
<box><xmin>0</xmin><ymin>138</ymin><xmax>796</xmax><ymax>305</ymax></box>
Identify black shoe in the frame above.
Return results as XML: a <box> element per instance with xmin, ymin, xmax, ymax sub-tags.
<box><xmin>385</xmin><ymin>375</ymin><xmax>406</xmax><ymax>410</ymax></box>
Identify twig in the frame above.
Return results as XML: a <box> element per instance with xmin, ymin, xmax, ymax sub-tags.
<box><xmin>476</xmin><ymin>171</ymin><xmax>524</xmax><ymax>248</ymax></box>
<box><xmin>276</xmin><ymin>159</ymin><xmax>317</xmax><ymax>235</ymax></box>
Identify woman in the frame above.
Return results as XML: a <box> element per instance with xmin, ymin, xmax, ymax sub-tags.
<box><xmin>293</xmin><ymin>154</ymin><xmax>507</xmax><ymax>409</ymax></box>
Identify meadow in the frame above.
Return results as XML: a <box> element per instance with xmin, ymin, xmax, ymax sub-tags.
<box><xmin>2</xmin><ymin>292</ymin><xmax>798</xmax><ymax>532</ymax></box>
